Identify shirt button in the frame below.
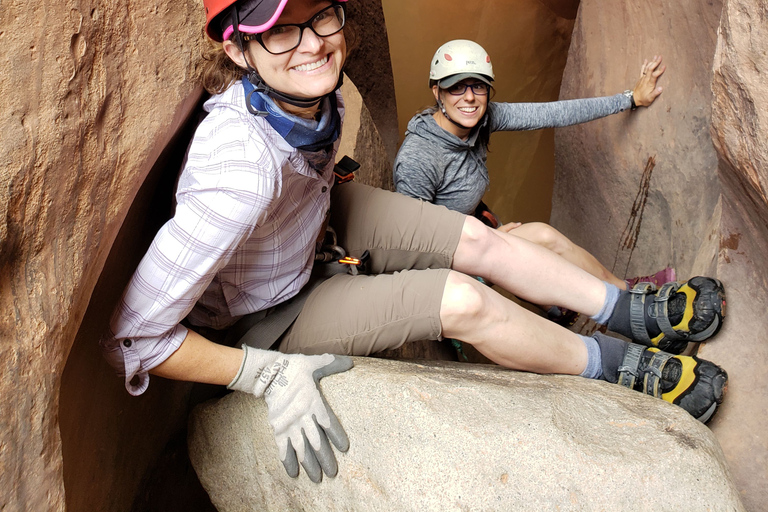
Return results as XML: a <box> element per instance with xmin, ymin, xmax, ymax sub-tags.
<box><xmin>322</xmin><ymin>186</ymin><xmax>328</xmax><ymax>193</ymax></box>
<box><xmin>123</xmin><ymin>339</ymin><xmax>132</xmax><ymax>348</ymax></box>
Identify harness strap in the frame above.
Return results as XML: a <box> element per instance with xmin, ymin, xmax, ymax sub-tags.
<box><xmin>617</xmin><ymin>342</ymin><xmax>644</xmax><ymax>389</ymax></box>
<box><xmin>234</xmin><ymin>263</ymin><xmax>349</xmax><ymax>350</ymax></box>
<box><xmin>653</xmin><ymin>282</ymin><xmax>682</xmax><ymax>339</ymax></box>
<box><xmin>642</xmin><ymin>350</ymin><xmax>671</xmax><ymax>398</ymax></box>
<box><xmin>629</xmin><ymin>282</ymin><xmax>656</xmax><ymax>344</ymax></box>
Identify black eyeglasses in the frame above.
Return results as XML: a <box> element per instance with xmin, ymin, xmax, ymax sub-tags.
<box><xmin>444</xmin><ymin>82</ymin><xmax>490</xmax><ymax>96</ymax></box>
<box><xmin>242</xmin><ymin>3</ymin><xmax>346</xmax><ymax>55</ymax></box>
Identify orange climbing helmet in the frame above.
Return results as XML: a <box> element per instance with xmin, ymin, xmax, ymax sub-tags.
<box><xmin>204</xmin><ymin>0</ymin><xmax>348</xmax><ymax>42</ymax></box>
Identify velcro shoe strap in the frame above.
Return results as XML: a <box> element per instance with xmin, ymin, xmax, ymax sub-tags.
<box><xmin>653</xmin><ymin>282</ymin><xmax>685</xmax><ymax>340</ymax></box>
<box><xmin>643</xmin><ymin>351</ymin><xmax>672</xmax><ymax>398</ymax></box>
<box><xmin>629</xmin><ymin>282</ymin><xmax>656</xmax><ymax>344</ymax></box>
<box><xmin>618</xmin><ymin>343</ymin><xmax>645</xmax><ymax>389</ymax></box>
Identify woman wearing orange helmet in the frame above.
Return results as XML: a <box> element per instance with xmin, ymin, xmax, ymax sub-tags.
<box><xmin>103</xmin><ymin>0</ymin><xmax>728</xmax><ymax>485</ymax></box>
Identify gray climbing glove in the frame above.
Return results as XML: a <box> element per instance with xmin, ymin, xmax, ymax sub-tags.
<box><xmin>228</xmin><ymin>345</ymin><xmax>353</xmax><ymax>483</ymax></box>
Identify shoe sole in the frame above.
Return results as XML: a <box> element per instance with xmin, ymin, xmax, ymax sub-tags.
<box><xmin>688</xmin><ymin>277</ymin><xmax>726</xmax><ymax>341</ymax></box>
<box><xmin>697</xmin><ymin>401</ymin><xmax>718</xmax><ymax>423</ymax></box>
<box><xmin>696</xmin><ymin>377</ymin><xmax>728</xmax><ymax>423</ymax></box>
<box><xmin>688</xmin><ymin>361</ymin><xmax>728</xmax><ymax>424</ymax></box>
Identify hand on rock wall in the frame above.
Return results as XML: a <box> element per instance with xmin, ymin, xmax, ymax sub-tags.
<box><xmin>631</xmin><ymin>55</ymin><xmax>666</xmax><ymax>107</ymax></box>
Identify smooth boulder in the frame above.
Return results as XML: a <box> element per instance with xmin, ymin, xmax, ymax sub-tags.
<box><xmin>189</xmin><ymin>357</ymin><xmax>744</xmax><ymax>511</ymax></box>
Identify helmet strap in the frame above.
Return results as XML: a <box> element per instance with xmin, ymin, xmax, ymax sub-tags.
<box><xmin>246</xmin><ymin>68</ymin><xmax>344</xmax><ymax>110</ymax></box>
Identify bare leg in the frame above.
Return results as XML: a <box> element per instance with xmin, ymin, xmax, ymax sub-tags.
<box><xmin>453</xmin><ymin>216</ymin><xmax>607</xmax><ymax>317</ymax></box>
<box><xmin>440</xmin><ymin>271</ymin><xmax>588</xmax><ymax>374</ymax></box>
<box><xmin>508</xmin><ymin>222</ymin><xmax>626</xmax><ymax>289</ymax></box>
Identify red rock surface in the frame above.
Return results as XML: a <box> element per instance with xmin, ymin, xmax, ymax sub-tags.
<box><xmin>1</xmin><ymin>0</ymin><xmax>398</xmax><ymax>510</ymax></box>
<box><xmin>704</xmin><ymin>0</ymin><xmax>768</xmax><ymax>507</ymax></box>
<box><xmin>552</xmin><ymin>0</ymin><xmax>766</xmax><ymax>508</ymax></box>
<box><xmin>0</xmin><ymin>1</ymin><xmax>204</xmax><ymax>510</ymax></box>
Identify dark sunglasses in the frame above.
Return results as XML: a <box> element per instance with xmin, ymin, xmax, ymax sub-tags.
<box><xmin>444</xmin><ymin>82</ymin><xmax>490</xmax><ymax>96</ymax></box>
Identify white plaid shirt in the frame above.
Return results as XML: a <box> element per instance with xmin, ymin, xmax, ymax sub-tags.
<box><xmin>102</xmin><ymin>82</ymin><xmax>342</xmax><ymax>395</ymax></box>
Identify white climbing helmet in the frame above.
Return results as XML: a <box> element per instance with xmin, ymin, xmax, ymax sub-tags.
<box><xmin>429</xmin><ymin>39</ymin><xmax>495</xmax><ymax>87</ymax></box>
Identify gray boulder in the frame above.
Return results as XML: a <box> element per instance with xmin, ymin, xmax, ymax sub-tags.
<box><xmin>188</xmin><ymin>357</ymin><xmax>744</xmax><ymax>511</ymax></box>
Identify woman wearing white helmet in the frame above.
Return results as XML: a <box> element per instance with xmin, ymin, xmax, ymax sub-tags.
<box><xmin>394</xmin><ymin>39</ymin><xmax>673</xmax><ymax>293</ymax></box>
<box><xmin>102</xmin><ymin>5</ymin><xmax>727</xmax><ymax>485</ymax></box>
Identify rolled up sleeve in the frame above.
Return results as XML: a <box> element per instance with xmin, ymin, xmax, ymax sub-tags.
<box><xmin>102</xmin><ymin>175</ymin><xmax>273</xmax><ymax>395</ymax></box>
<box><xmin>100</xmin><ymin>323</ymin><xmax>188</xmax><ymax>396</ymax></box>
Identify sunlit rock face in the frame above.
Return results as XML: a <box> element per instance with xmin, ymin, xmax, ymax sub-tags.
<box><xmin>383</xmin><ymin>0</ymin><xmax>581</xmax><ymax>224</ymax></box>
<box><xmin>551</xmin><ymin>0</ymin><xmax>767</xmax><ymax>509</ymax></box>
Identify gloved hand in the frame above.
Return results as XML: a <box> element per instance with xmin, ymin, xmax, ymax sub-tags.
<box><xmin>228</xmin><ymin>345</ymin><xmax>354</xmax><ymax>483</ymax></box>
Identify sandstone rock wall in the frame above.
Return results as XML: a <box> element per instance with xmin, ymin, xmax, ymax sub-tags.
<box><xmin>552</xmin><ymin>0</ymin><xmax>768</xmax><ymax>508</ymax></box>
<box><xmin>552</xmin><ymin>1</ymin><xmax>723</xmax><ymax>281</ymax></box>
<box><xmin>344</xmin><ymin>1</ymin><xmax>399</xmax><ymax>163</ymax></box>
<box><xmin>1</xmin><ymin>0</ymin><xmax>398</xmax><ymax>510</ymax></box>
<box><xmin>0</xmin><ymin>1</ymin><xmax>203</xmax><ymax>510</ymax></box>
<box><xmin>704</xmin><ymin>0</ymin><xmax>768</xmax><ymax>508</ymax></box>
<box><xmin>338</xmin><ymin>77</ymin><xmax>394</xmax><ymax>191</ymax></box>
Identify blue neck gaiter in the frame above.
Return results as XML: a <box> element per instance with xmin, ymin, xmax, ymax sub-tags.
<box><xmin>242</xmin><ymin>76</ymin><xmax>341</xmax><ymax>153</ymax></box>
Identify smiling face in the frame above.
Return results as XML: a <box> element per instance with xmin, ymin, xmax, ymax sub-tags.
<box><xmin>432</xmin><ymin>78</ymin><xmax>490</xmax><ymax>138</ymax></box>
<box><xmin>225</xmin><ymin>0</ymin><xmax>346</xmax><ymax>111</ymax></box>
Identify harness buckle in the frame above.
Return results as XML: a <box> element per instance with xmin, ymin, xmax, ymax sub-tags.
<box><xmin>339</xmin><ymin>250</ymin><xmax>370</xmax><ymax>276</ymax></box>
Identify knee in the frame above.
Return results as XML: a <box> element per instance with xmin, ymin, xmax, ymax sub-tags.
<box><xmin>440</xmin><ymin>272</ymin><xmax>487</xmax><ymax>325</ymax></box>
<box><xmin>527</xmin><ymin>222</ymin><xmax>571</xmax><ymax>254</ymax></box>
<box><xmin>459</xmin><ymin>215</ymin><xmax>496</xmax><ymax>253</ymax></box>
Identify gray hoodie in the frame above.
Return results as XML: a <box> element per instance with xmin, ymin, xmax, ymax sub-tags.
<box><xmin>393</xmin><ymin>94</ymin><xmax>631</xmax><ymax>215</ymax></box>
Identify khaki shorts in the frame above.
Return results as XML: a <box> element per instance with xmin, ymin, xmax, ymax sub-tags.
<box><xmin>277</xmin><ymin>182</ymin><xmax>465</xmax><ymax>355</ymax></box>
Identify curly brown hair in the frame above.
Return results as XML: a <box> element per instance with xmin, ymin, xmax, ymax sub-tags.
<box><xmin>195</xmin><ymin>39</ymin><xmax>245</xmax><ymax>95</ymax></box>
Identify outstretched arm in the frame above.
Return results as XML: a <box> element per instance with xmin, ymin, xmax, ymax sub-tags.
<box><xmin>490</xmin><ymin>55</ymin><xmax>666</xmax><ymax>132</ymax></box>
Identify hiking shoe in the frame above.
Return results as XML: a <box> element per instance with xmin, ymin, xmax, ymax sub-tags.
<box><xmin>627</xmin><ymin>276</ymin><xmax>726</xmax><ymax>354</ymax></box>
<box><xmin>625</xmin><ymin>266</ymin><xmax>676</xmax><ymax>289</ymax></box>
<box><xmin>618</xmin><ymin>344</ymin><xmax>728</xmax><ymax>423</ymax></box>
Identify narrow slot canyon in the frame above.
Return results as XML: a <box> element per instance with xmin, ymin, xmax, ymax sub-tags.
<box><xmin>1</xmin><ymin>0</ymin><xmax>766</xmax><ymax>510</ymax></box>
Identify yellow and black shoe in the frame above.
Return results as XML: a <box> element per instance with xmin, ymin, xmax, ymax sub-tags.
<box><xmin>617</xmin><ymin>344</ymin><xmax>728</xmax><ymax>423</ymax></box>
<box><xmin>610</xmin><ymin>276</ymin><xmax>726</xmax><ymax>354</ymax></box>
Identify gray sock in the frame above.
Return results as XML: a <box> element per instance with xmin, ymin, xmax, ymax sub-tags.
<box><xmin>578</xmin><ymin>335</ymin><xmax>603</xmax><ymax>379</ymax></box>
<box><xmin>593</xmin><ymin>332</ymin><xmax>630</xmax><ymax>383</ymax></box>
<box><xmin>590</xmin><ymin>282</ymin><xmax>621</xmax><ymax>325</ymax></box>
